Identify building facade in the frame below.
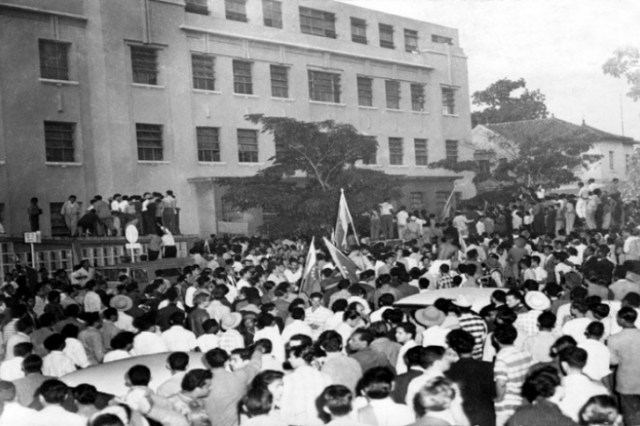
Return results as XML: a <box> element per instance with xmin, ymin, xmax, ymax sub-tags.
<box><xmin>0</xmin><ymin>0</ymin><xmax>473</xmax><ymax>237</ymax></box>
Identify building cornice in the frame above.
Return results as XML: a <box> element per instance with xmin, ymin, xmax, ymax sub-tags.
<box><xmin>0</xmin><ymin>3</ymin><xmax>87</xmax><ymax>22</ymax></box>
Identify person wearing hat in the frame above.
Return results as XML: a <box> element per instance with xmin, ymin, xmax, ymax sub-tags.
<box><xmin>110</xmin><ymin>295</ymin><xmax>136</xmax><ymax>333</ymax></box>
<box><xmin>416</xmin><ymin>306</ymin><xmax>450</xmax><ymax>348</ymax></box>
<box><xmin>453</xmin><ymin>295</ymin><xmax>488</xmax><ymax>360</ymax></box>
<box><xmin>514</xmin><ymin>291</ymin><xmax>551</xmax><ymax>338</ymax></box>
<box><xmin>218</xmin><ymin>312</ymin><xmax>244</xmax><ymax>354</ymax></box>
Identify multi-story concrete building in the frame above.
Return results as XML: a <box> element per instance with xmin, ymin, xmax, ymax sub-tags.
<box><xmin>0</xmin><ymin>0</ymin><xmax>473</xmax><ymax>237</ymax></box>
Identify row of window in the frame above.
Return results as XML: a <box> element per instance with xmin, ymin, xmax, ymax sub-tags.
<box><xmin>38</xmin><ymin>39</ymin><xmax>458</xmax><ymax>114</ymax></box>
<box><xmin>42</xmin><ymin>121</ymin><xmax>459</xmax><ymax>166</ymax></box>
<box><xmin>185</xmin><ymin>0</ymin><xmax>454</xmax><ymax>49</ymax></box>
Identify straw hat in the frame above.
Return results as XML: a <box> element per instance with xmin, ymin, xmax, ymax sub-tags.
<box><xmin>109</xmin><ymin>295</ymin><xmax>133</xmax><ymax>311</ymax></box>
<box><xmin>221</xmin><ymin>312</ymin><xmax>242</xmax><ymax>330</ymax></box>
<box><xmin>414</xmin><ymin>306</ymin><xmax>446</xmax><ymax>327</ymax></box>
<box><xmin>525</xmin><ymin>291</ymin><xmax>551</xmax><ymax>311</ymax></box>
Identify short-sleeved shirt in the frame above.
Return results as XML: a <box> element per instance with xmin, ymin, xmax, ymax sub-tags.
<box><xmin>458</xmin><ymin>313</ymin><xmax>487</xmax><ymax>359</ymax></box>
<box><xmin>608</xmin><ymin>327</ymin><xmax>640</xmax><ymax>394</ymax></box>
<box><xmin>494</xmin><ymin>346</ymin><xmax>534</xmax><ymax>414</ymax></box>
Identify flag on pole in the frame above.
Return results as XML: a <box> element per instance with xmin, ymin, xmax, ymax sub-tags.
<box><xmin>440</xmin><ymin>188</ymin><xmax>457</xmax><ymax>221</ymax></box>
<box><xmin>333</xmin><ymin>189</ymin><xmax>359</xmax><ymax>252</ymax></box>
<box><xmin>299</xmin><ymin>237</ymin><xmax>321</xmax><ymax>296</ymax></box>
<box><xmin>323</xmin><ymin>237</ymin><xmax>360</xmax><ymax>284</ymax></box>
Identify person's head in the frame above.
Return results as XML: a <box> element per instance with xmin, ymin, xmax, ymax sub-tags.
<box><xmin>347</xmin><ymin>328</ymin><xmax>373</xmax><ymax>352</ymax></box>
<box><xmin>550</xmin><ymin>335</ymin><xmax>578</xmax><ymax>358</ymax></box>
<box><xmin>39</xmin><ymin>379</ymin><xmax>69</xmax><ymax>405</ymax></box>
<box><xmin>413</xmin><ymin>376</ymin><xmax>456</xmax><ymax>418</ymax></box>
<box><xmin>290</xmin><ymin>307</ymin><xmax>305</xmax><ymax>321</ymax></box>
<box><xmin>579</xmin><ymin>395</ymin><xmax>621</xmax><ymax>426</ymax></box>
<box><xmin>359</xmin><ymin>367</ymin><xmax>394</xmax><ymax>400</ymax></box>
<box><xmin>110</xmin><ymin>332</ymin><xmax>135</xmax><ymax>351</ymax></box>
<box><xmin>537</xmin><ymin>311</ymin><xmax>556</xmax><ymax>331</ymax></box>
<box><xmin>585</xmin><ymin>321</ymin><xmax>605</xmax><ymax>342</ymax></box>
<box><xmin>43</xmin><ymin>333</ymin><xmax>66</xmax><ymax>352</ymax></box>
<box><xmin>230</xmin><ymin>348</ymin><xmax>252</xmax><ymax>371</ymax></box>
<box><xmin>404</xmin><ymin>346</ymin><xmax>426</xmax><ymax>369</ymax></box>
<box><xmin>394</xmin><ymin>322</ymin><xmax>417</xmax><ymax>344</ymax></box>
<box><xmin>506</xmin><ymin>289</ymin><xmax>523</xmax><ymax>308</ymax></box>
<box><xmin>617</xmin><ymin>306</ymin><xmax>638</xmax><ymax>327</ymax></box>
<box><xmin>321</xmin><ymin>385</ymin><xmax>354</xmax><ymax>418</ymax></box>
<box><xmin>559</xmin><ymin>346</ymin><xmax>588</xmax><ymax>374</ymax></box>
<box><xmin>309</xmin><ymin>292</ymin><xmax>323</xmax><ymax>308</ymax></box>
<box><xmin>493</xmin><ymin>324</ymin><xmax>518</xmax><ymax>347</ymax></box>
<box><xmin>491</xmin><ymin>290</ymin><xmax>506</xmax><ymax>305</ymax></box>
<box><xmin>342</xmin><ymin>309</ymin><xmax>361</xmax><ymax>327</ymax></box>
<box><xmin>167</xmin><ymin>352</ymin><xmax>189</xmax><ymax>372</ymax></box>
<box><xmin>317</xmin><ymin>330</ymin><xmax>343</xmax><ymax>353</ymax></box>
<box><xmin>204</xmin><ymin>348</ymin><xmax>229</xmax><ymax>369</ymax></box>
<box><xmin>251</xmin><ymin>370</ymin><xmax>285</xmax><ymax>402</ymax></box>
<box><xmin>286</xmin><ymin>341</ymin><xmax>315</xmax><ymax>368</ymax></box>
<box><xmin>378</xmin><ymin>293</ymin><xmax>395</xmax><ymax>308</ymax></box>
<box><xmin>22</xmin><ymin>354</ymin><xmax>43</xmax><ymax>374</ymax></box>
<box><xmin>91</xmin><ymin>413</ymin><xmax>126</xmax><ymax>426</ymax></box>
<box><xmin>242</xmin><ymin>386</ymin><xmax>273</xmax><ymax>417</ymax></box>
<box><xmin>181</xmin><ymin>369</ymin><xmax>213</xmax><ymax>398</ymax></box>
<box><xmin>125</xmin><ymin>365</ymin><xmax>151</xmax><ymax>387</ymax></box>
<box><xmin>72</xmin><ymin>384</ymin><xmax>98</xmax><ymax>407</ymax></box>
<box><xmin>446</xmin><ymin>329</ymin><xmax>475</xmax><ymax>356</ymax></box>
<box><xmin>521</xmin><ymin>366</ymin><xmax>563</xmax><ymax>404</ymax></box>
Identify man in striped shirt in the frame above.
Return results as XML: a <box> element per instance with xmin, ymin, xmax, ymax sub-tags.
<box><xmin>493</xmin><ymin>324</ymin><xmax>534</xmax><ymax>426</ymax></box>
<box><xmin>453</xmin><ymin>296</ymin><xmax>488</xmax><ymax>359</ymax></box>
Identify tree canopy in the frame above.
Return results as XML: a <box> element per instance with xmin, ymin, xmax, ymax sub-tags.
<box><xmin>471</xmin><ymin>78</ymin><xmax>548</xmax><ymax>127</ymax></box>
<box><xmin>603</xmin><ymin>47</ymin><xmax>640</xmax><ymax>101</ymax></box>
<box><xmin>218</xmin><ymin>115</ymin><xmax>401</xmax><ymax>236</ymax></box>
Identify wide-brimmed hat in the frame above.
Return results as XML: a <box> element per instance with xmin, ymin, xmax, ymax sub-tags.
<box><xmin>451</xmin><ymin>295</ymin><xmax>473</xmax><ymax>308</ymax></box>
<box><xmin>414</xmin><ymin>306</ymin><xmax>446</xmax><ymax>327</ymax></box>
<box><xmin>221</xmin><ymin>312</ymin><xmax>242</xmax><ymax>330</ymax></box>
<box><xmin>109</xmin><ymin>295</ymin><xmax>133</xmax><ymax>311</ymax></box>
<box><xmin>239</xmin><ymin>304</ymin><xmax>260</xmax><ymax>315</ymax></box>
<box><xmin>525</xmin><ymin>291</ymin><xmax>551</xmax><ymax>311</ymax></box>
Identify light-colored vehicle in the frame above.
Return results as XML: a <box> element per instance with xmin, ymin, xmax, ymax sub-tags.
<box><xmin>95</xmin><ymin>257</ymin><xmax>193</xmax><ymax>290</ymax></box>
<box><xmin>394</xmin><ymin>287</ymin><xmax>495</xmax><ymax>313</ymax></box>
<box><xmin>62</xmin><ymin>352</ymin><xmax>206</xmax><ymax>396</ymax></box>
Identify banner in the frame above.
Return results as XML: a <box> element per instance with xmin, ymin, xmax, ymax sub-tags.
<box><xmin>299</xmin><ymin>237</ymin><xmax>321</xmax><ymax>295</ymax></box>
<box><xmin>323</xmin><ymin>237</ymin><xmax>360</xmax><ymax>284</ymax></box>
<box><xmin>333</xmin><ymin>189</ymin><xmax>359</xmax><ymax>251</ymax></box>
<box><xmin>440</xmin><ymin>188</ymin><xmax>457</xmax><ymax>221</ymax></box>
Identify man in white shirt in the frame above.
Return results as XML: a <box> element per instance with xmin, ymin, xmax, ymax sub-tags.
<box><xmin>32</xmin><ymin>379</ymin><xmax>86</xmax><ymax>426</ymax></box>
<box><xmin>379</xmin><ymin>199</ymin><xmax>395</xmax><ymax>239</ymax></box>
<box><xmin>561</xmin><ymin>300</ymin><xmax>593</xmax><ymax>343</ymax></box>
<box><xmin>396</xmin><ymin>206</ymin><xmax>409</xmax><ymax>240</ymax></box>
<box><xmin>0</xmin><ymin>381</ymin><xmax>38</xmax><ymax>426</ymax></box>
<box><xmin>161</xmin><ymin>312</ymin><xmax>197</xmax><ymax>352</ymax></box>
<box><xmin>281</xmin><ymin>308</ymin><xmax>313</xmax><ymax>343</ymax></box>
<box><xmin>132</xmin><ymin>317</ymin><xmax>168</xmax><ymax>356</ymax></box>
<box><xmin>156</xmin><ymin>352</ymin><xmax>189</xmax><ymax>397</ymax></box>
<box><xmin>0</xmin><ymin>342</ymin><xmax>31</xmax><ymax>381</ymax></box>
<box><xmin>42</xmin><ymin>334</ymin><xmax>76</xmax><ymax>377</ymax></box>
<box><xmin>284</xmin><ymin>258</ymin><xmax>303</xmax><ymax>284</ymax></box>
<box><xmin>305</xmin><ymin>293</ymin><xmax>333</xmax><ymax>340</ymax></box>
<box><xmin>578</xmin><ymin>321</ymin><xmax>611</xmax><ymax>382</ymax></box>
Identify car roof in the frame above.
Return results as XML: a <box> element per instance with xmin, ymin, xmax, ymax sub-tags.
<box><xmin>96</xmin><ymin>258</ymin><xmax>193</xmax><ymax>269</ymax></box>
<box><xmin>394</xmin><ymin>287</ymin><xmax>495</xmax><ymax>313</ymax></box>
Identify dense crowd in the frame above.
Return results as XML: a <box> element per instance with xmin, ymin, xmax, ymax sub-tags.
<box><xmin>1</xmin><ymin>180</ymin><xmax>640</xmax><ymax>426</ymax></box>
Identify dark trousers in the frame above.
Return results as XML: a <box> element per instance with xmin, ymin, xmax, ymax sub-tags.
<box><xmin>380</xmin><ymin>214</ymin><xmax>394</xmax><ymax>239</ymax></box>
<box><xmin>619</xmin><ymin>394</ymin><xmax>640</xmax><ymax>426</ymax></box>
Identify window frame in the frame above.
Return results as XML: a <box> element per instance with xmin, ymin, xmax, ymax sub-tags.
<box><xmin>225</xmin><ymin>0</ymin><xmax>248</xmax><ymax>22</ymax></box>
<box><xmin>237</xmin><ymin>129</ymin><xmax>259</xmax><ymax>163</ymax></box>
<box><xmin>196</xmin><ymin>127</ymin><xmax>221</xmax><ymax>162</ymax></box>
<box><xmin>379</xmin><ymin>23</ymin><xmax>395</xmax><ymax>49</ymax></box>
<box><xmin>357</xmin><ymin>76</ymin><xmax>373</xmax><ymax>107</ymax></box>
<box><xmin>299</xmin><ymin>6</ymin><xmax>336</xmax><ymax>38</ymax></box>
<box><xmin>389</xmin><ymin>137</ymin><xmax>404</xmax><ymax>165</ymax></box>
<box><xmin>432</xmin><ymin>34</ymin><xmax>453</xmax><ymax>45</ymax></box>
<box><xmin>270</xmin><ymin>64</ymin><xmax>289</xmax><ymax>98</ymax></box>
<box><xmin>442</xmin><ymin>86</ymin><xmax>456</xmax><ymax>115</ymax></box>
<box><xmin>39</xmin><ymin>39</ymin><xmax>70</xmax><ymax>81</ymax></box>
<box><xmin>609</xmin><ymin>151</ymin><xmax>615</xmax><ymax>170</ymax></box>
<box><xmin>410</xmin><ymin>83</ymin><xmax>425</xmax><ymax>112</ymax></box>
<box><xmin>262</xmin><ymin>0</ymin><xmax>282</xmax><ymax>28</ymax></box>
<box><xmin>351</xmin><ymin>17</ymin><xmax>367</xmax><ymax>44</ymax></box>
<box><xmin>50</xmin><ymin>202</ymin><xmax>68</xmax><ymax>237</ymax></box>
<box><xmin>361</xmin><ymin>136</ymin><xmax>377</xmax><ymax>165</ymax></box>
<box><xmin>136</xmin><ymin>123</ymin><xmax>164</xmax><ymax>162</ymax></box>
<box><xmin>308</xmin><ymin>70</ymin><xmax>341</xmax><ymax>103</ymax></box>
<box><xmin>233</xmin><ymin>60</ymin><xmax>253</xmax><ymax>95</ymax></box>
<box><xmin>404</xmin><ymin>29</ymin><xmax>419</xmax><ymax>52</ymax></box>
<box><xmin>385</xmin><ymin>80</ymin><xmax>401</xmax><ymax>110</ymax></box>
<box><xmin>185</xmin><ymin>0</ymin><xmax>209</xmax><ymax>14</ymax></box>
<box><xmin>414</xmin><ymin>138</ymin><xmax>428</xmax><ymax>166</ymax></box>
<box><xmin>191</xmin><ymin>53</ymin><xmax>215</xmax><ymax>91</ymax></box>
<box><xmin>44</xmin><ymin>121</ymin><xmax>75</xmax><ymax>163</ymax></box>
<box><xmin>445</xmin><ymin>139</ymin><xmax>458</xmax><ymax>165</ymax></box>
<box><xmin>130</xmin><ymin>45</ymin><xmax>158</xmax><ymax>85</ymax></box>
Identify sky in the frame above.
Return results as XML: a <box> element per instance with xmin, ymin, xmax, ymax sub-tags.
<box><xmin>339</xmin><ymin>0</ymin><xmax>640</xmax><ymax>140</ymax></box>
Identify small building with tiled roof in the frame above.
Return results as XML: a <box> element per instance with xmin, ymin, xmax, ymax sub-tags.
<box><xmin>471</xmin><ymin>117</ymin><xmax>638</xmax><ymax>190</ymax></box>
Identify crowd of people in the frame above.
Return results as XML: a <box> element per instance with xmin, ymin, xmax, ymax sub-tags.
<box><xmin>27</xmin><ymin>191</ymin><xmax>179</xmax><ymax>238</ymax></box>
<box><xmin>0</xmin><ymin>179</ymin><xmax>639</xmax><ymax>426</ymax></box>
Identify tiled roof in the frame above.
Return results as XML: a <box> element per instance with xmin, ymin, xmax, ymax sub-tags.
<box><xmin>483</xmin><ymin>117</ymin><xmax>636</xmax><ymax>145</ymax></box>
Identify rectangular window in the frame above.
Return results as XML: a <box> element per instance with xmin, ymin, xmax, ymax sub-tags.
<box><xmin>351</xmin><ymin>18</ymin><xmax>367</xmax><ymax>44</ymax></box>
<box><xmin>131</xmin><ymin>45</ymin><xmax>158</xmax><ymax>85</ymax></box>
<box><xmin>445</xmin><ymin>140</ymin><xmax>458</xmax><ymax>164</ymax></box>
<box><xmin>39</xmin><ymin>40</ymin><xmax>69</xmax><ymax>81</ymax></box>
<box><xmin>609</xmin><ymin>151</ymin><xmax>615</xmax><ymax>170</ymax></box>
<box><xmin>262</xmin><ymin>0</ymin><xmax>282</xmax><ymax>28</ymax></box>
<box><xmin>50</xmin><ymin>202</ymin><xmax>67</xmax><ymax>237</ymax></box>
<box><xmin>225</xmin><ymin>0</ymin><xmax>247</xmax><ymax>22</ymax></box>
<box><xmin>442</xmin><ymin>86</ymin><xmax>456</xmax><ymax>115</ymax></box>
<box><xmin>136</xmin><ymin>123</ymin><xmax>163</xmax><ymax>161</ymax></box>
<box><xmin>233</xmin><ymin>60</ymin><xmax>253</xmax><ymax>94</ymax></box>
<box><xmin>385</xmin><ymin>80</ymin><xmax>401</xmax><ymax>109</ymax></box>
<box><xmin>357</xmin><ymin>76</ymin><xmax>373</xmax><ymax>107</ymax></box>
<box><xmin>414</xmin><ymin>138</ymin><xmax>428</xmax><ymax>165</ymax></box>
<box><xmin>185</xmin><ymin>0</ymin><xmax>208</xmax><ymax>14</ymax></box>
<box><xmin>308</xmin><ymin>70</ymin><xmax>341</xmax><ymax>103</ymax></box>
<box><xmin>410</xmin><ymin>192</ymin><xmax>424</xmax><ymax>211</ymax></box>
<box><xmin>299</xmin><ymin>7</ymin><xmax>336</xmax><ymax>38</ymax></box>
<box><xmin>191</xmin><ymin>54</ymin><xmax>215</xmax><ymax>90</ymax></box>
<box><xmin>411</xmin><ymin>83</ymin><xmax>425</xmax><ymax>111</ymax></box>
<box><xmin>362</xmin><ymin>136</ymin><xmax>377</xmax><ymax>165</ymax></box>
<box><xmin>432</xmin><ymin>34</ymin><xmax>453</xmax><ymax>45</ymax></box>
<box><xmin>389</xmin><ymin>137</ymin><xmax>403</xmax><ymax>165</ymax></box>
<box><xmin>270</xmin><ymin>65</ymin><xmax>289</xmax><ymax>98</ymax></box>
<box><xmin>237</xmin><ymin>129</ymin><xmax>258</xmax><ymax>163</ymax></box>
<box><xmin>626</xmin><ymin>154</ymin><xmax>630</xmax><ymax>174</ymax></box>
<box><xmin>404</xmin><ymin>29</ymin><xmax>418</xmax><ymax>52</ymax></box>
<box><xmin>44</xmin><ymin>121</ymin><xmax>75</xmax><ymax>163</ymax></box>
<box><xmin>379</xmin><ymin>24</ymin><xmax>394</xmax><ymax>49</ymax></box>
<box><xmin>197</xmin><ymin>127</ymin><xmax>220</xmax><ymax>162</ymax></box>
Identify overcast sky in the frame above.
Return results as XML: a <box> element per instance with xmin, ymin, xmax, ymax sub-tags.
<box><xmin>339</xmin><ymin>0</ymin><xmax>640</xmax><ymax>140</ymax></box>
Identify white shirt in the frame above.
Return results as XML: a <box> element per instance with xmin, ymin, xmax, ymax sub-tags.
<box><xmin>561</xmin><ymin>317</ymin><xmax>592</xmax><ymax>343</ymax></box>
<box><xmin>254</xmin><ymin>325</ymin><xmax>286</xmax><ymax>362</ymax></box>
<box><xmin>559</xmin><ymin>373</ymin><xmax>609</xmax><ymax>422</ymax></box>
<box><xmin>103</xmin><ymin>349</ymin><xmax>132</xmax><ymax>363</ymax></box>
<box><xmin>114</xmin><ymin>311</ymin><xmax>136</xmax><ymax>332</ymax></box>
<box><xmin>379</xmin><ymin>202</ymin><xmax>393</xmax><ymax>215</ymax></box>
<box><xmin>0</xmin><ymin>402</ymin><xmax>38</xmax><ymax>426</ymax></box>
<box><xmin>64</xmin><ymin>337</ymin><xmax>90</xmax><ymax>368</ymax></box>
<box><xmin>396</xmin><ymin>210</ymin><xmax>409</xmax><ymax>226</ymax></box>
<box><xmin>421</xmin><ymin>326</ymin><xmax>450</xmax><ymax>348</ymax></box>
<box><xmin>360</xmin><ymin>397</ymin><xmax>415</xmax><ymax>426</ymax></box>
<box><xmin>133</xmin><ymin>331</ymin><xmax>168</xmax><ymax>355</ymax></box>
<box><xmin>281</xmin><ymin>320</ymin><xmax>313</xmax><ymax>344</ymax></box>
<box><xmin>0</xmin><ymin>356</ymin><xmax>24</xmax><ymax>381</ymax></box>
<box><xmin>42</xmin><ymin>351</ymin><xmax>77</xmax><ymax>377</ymax></box>
<box><xmin>5</xmin><ymin>332</ymin><xmax>30</xmax><ymax>360</ymax></box>
<box><xmin>579</xmin><ymin>339</ymin><xmax>611</xmax><ymax>381</ymax></box>
<box><xmin>284</xmin><ymin>267</ymin><xmax>302</xmax><ymax>284</ymax></box>
<box><xmin>84</xmin><ymin>290</ymin><xmax>102</xmax><ymax>313</ymax></box>
<box><xmin>396</xmin><ymin>340</ymin><xmax>418</xmax><ymax>375</ymax></box>
<box><xmin>156</xmin><ymin>371</ymin><xmax>186</xmax><ymax>397</ymax></box>
<box><xmin>195</xmin><ymin>334</ymin><xmax>220</xmax><ymax>353</ymax></box>
<box><xmin>162</xmin><ymin>326</ymin><xmax>197</xmax><ymax>352</ymax></box>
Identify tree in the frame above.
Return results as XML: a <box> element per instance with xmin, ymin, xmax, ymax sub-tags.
<box><xmin>621</xmin><ymin>150</ymin><xmax>640</xmax><ymax>200</ymax></box>
<box><xmin>603</xmin><ymin>47</ymin><xmax>640</xmax><ymax>101</ymax></box>
<box><xmin>471</xmin><ymin>78</ymin><xmax>548</xmax><ymax>127</ymax></box>
<box><xmin>218</xmin><ymin>115</ymin><xmax>401</xmax><ymax>236</ymax></box>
